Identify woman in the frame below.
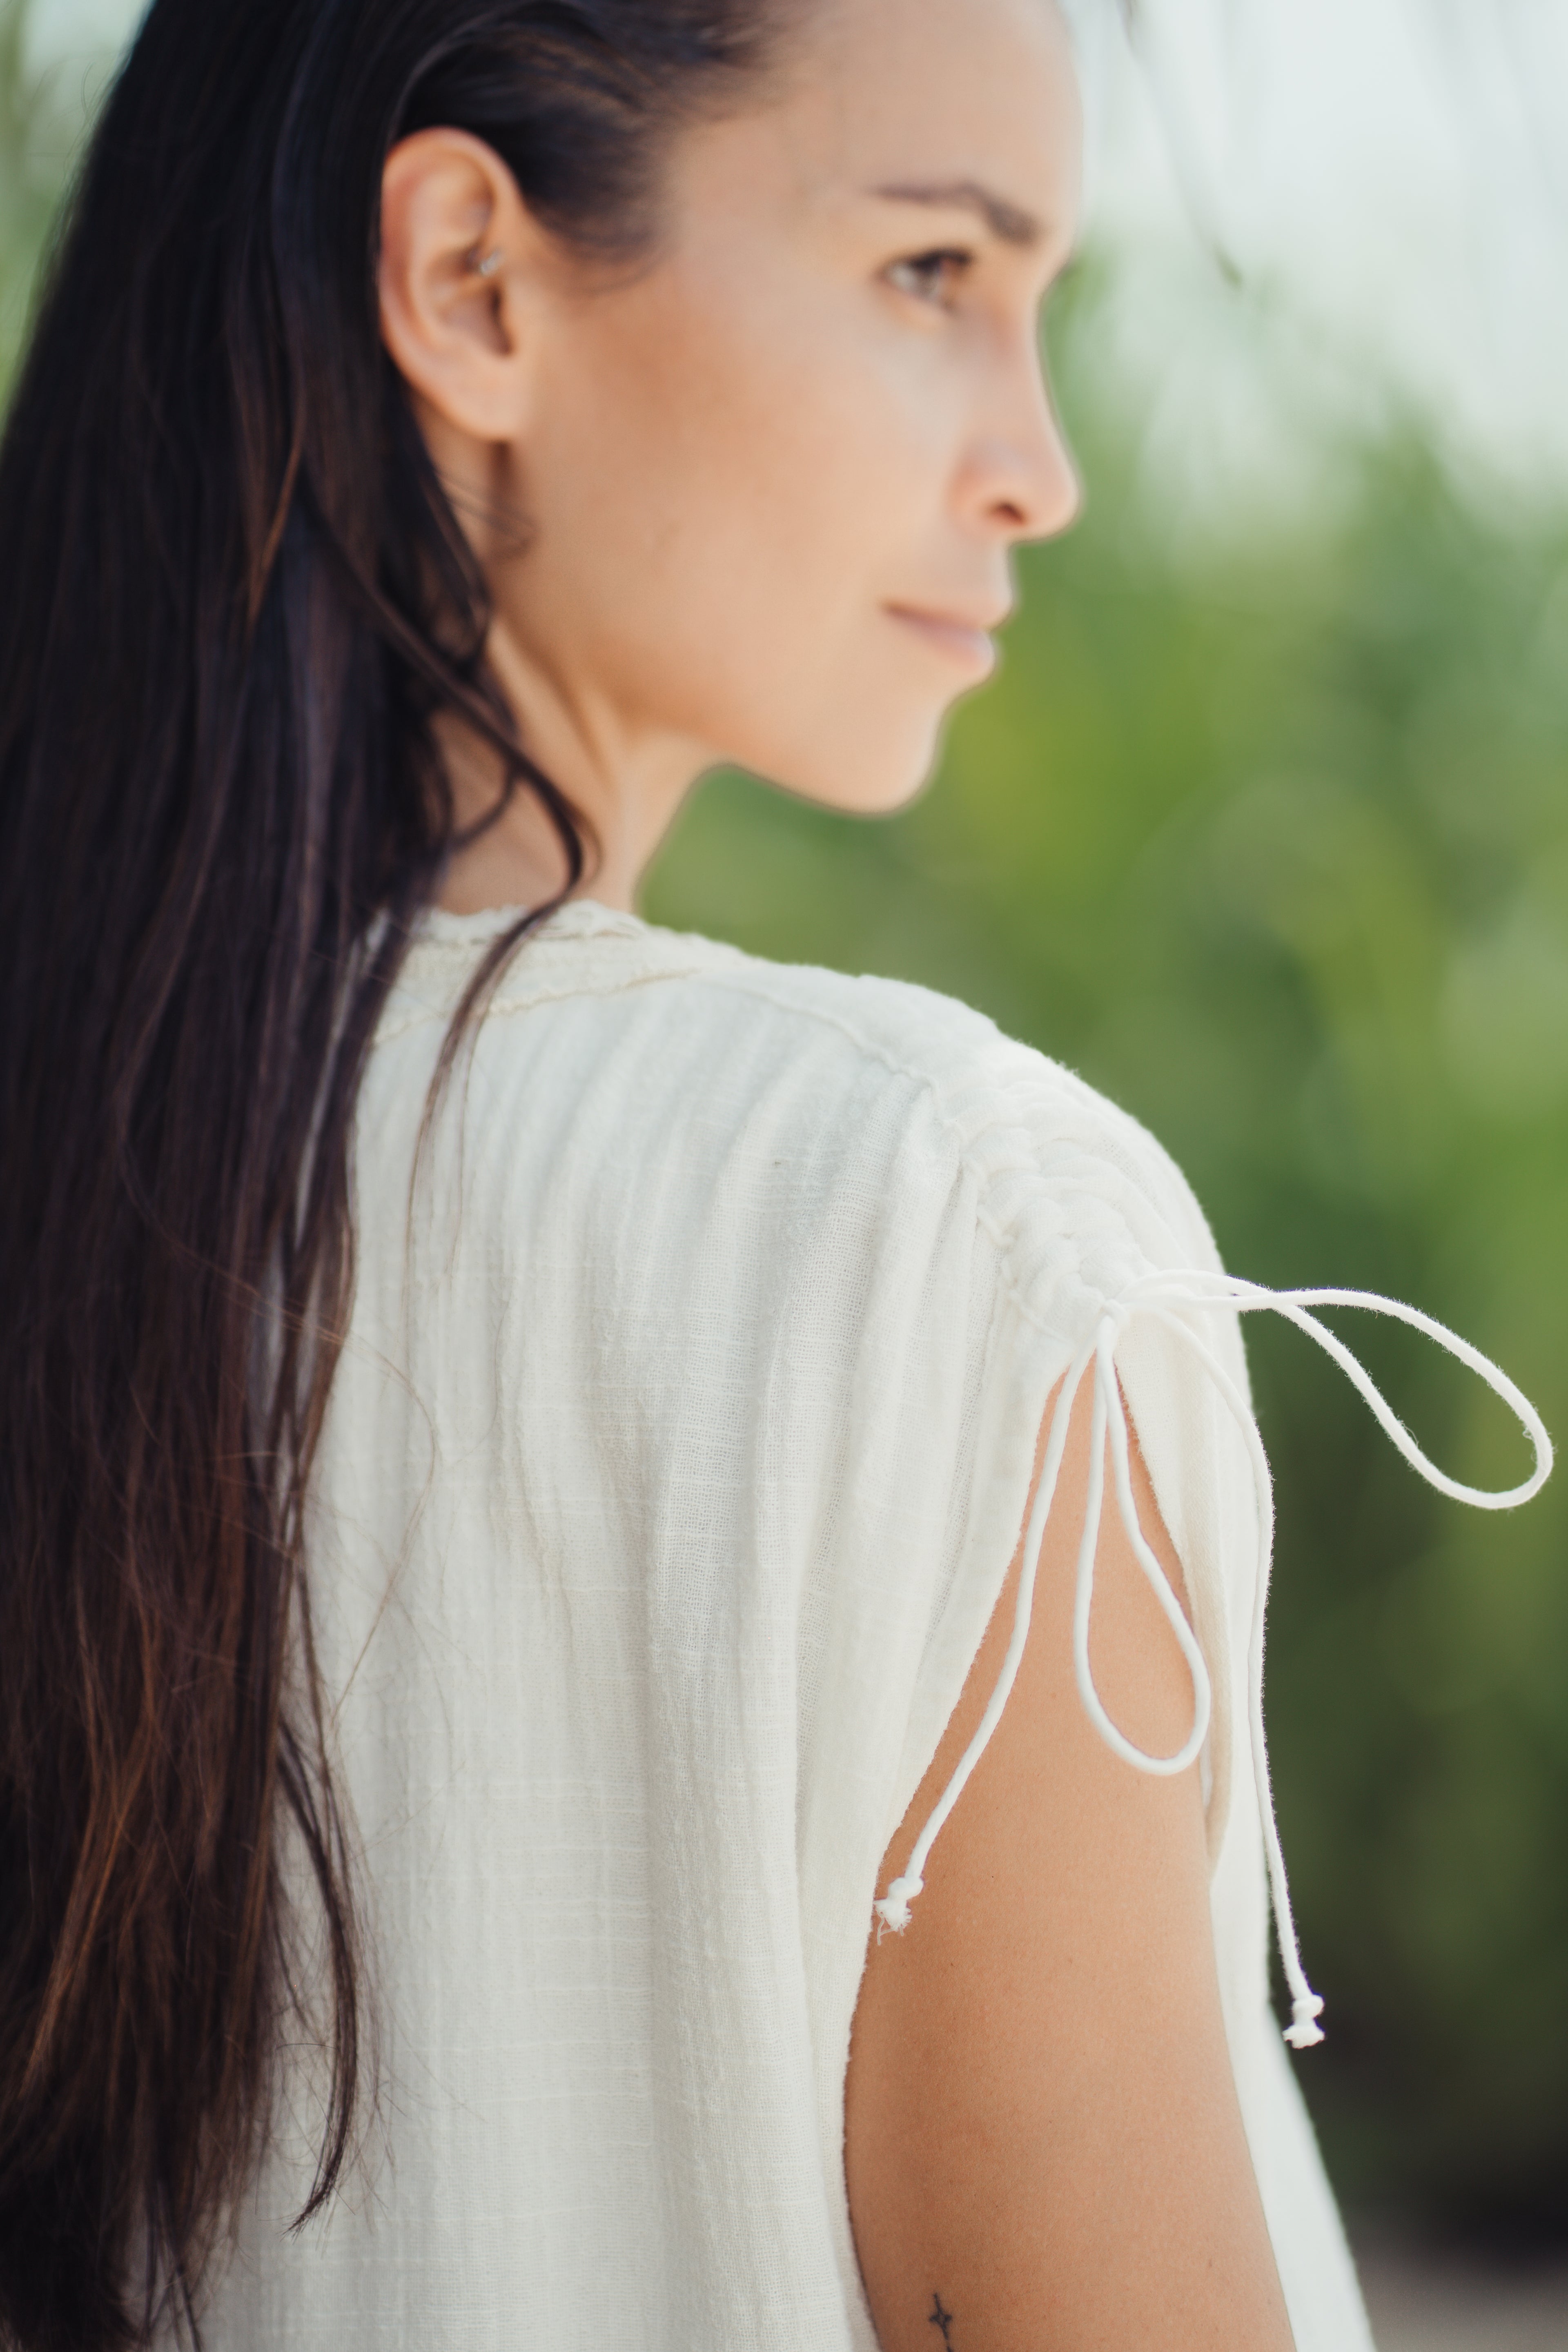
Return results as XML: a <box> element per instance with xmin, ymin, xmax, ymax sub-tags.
<box><xmin>0</xmin><ymin>0</ymin><xmax>1548</xmax><ymax>2346</ymax></box>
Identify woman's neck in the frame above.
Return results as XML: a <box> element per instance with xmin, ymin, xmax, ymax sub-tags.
<box><xmin>435</xmin><ymin>620</ymin><xmax>709</xmax><ymax>916</ymax></box>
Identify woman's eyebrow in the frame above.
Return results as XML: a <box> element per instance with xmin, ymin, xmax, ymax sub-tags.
<box><xmin>867</xmin><ymin>178</ymin><xmax>1046</xmax><ymax>251</ymax></box>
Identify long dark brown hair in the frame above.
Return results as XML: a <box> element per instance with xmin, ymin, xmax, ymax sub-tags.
<box><xmin>0</xmin><ymin>3</ymin><xmax>790</xmax><ymax>2343</ymax></box>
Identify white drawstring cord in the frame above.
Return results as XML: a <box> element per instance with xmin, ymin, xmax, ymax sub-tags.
<box><xmin>873</xmin><ymin>1272</ymin><xmax>1553</xmax><ymax>2052</ymax></box>
<box><xmin>1077</xmin><ymin>1311</ymin><xmax>1213</xmax><ymax>1777</ymax></box>
<box><xmin>874</xmin><ymin>1308</ymin><xmax>1216</xmax><ymax>1938</ymax></box>
<box><xmin>1130</xmin><ymin>1292</ymin><xmax>1320</xmax><ymax>2042</ymax></box>
<box><xmin>873</xmin><ymin>1321</ymin><xmax>1101</xmax><ymax>1936</ymax></box>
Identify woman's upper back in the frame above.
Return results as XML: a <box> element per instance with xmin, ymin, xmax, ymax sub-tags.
<box><xmin>203</xmin><ymin>902</ymin><xmax>1363</xmax><ymax>2348</ymax></box>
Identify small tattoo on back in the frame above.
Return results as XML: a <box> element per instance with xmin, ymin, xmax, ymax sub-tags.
<box><xmin>928</xmin><ymin>2290</ymin><xmax>956</xmax><ymax>2345</ymax></box>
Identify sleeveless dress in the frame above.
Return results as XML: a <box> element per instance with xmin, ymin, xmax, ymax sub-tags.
<box><xmin>194</xmin><ymin>895</ymin><xmax>1517</xmax><ymax>2349</ymax></box>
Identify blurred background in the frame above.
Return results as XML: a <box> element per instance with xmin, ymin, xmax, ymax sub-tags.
<box><xmin>3</xmin><ymin>0</ymin><xmax>1565</xmax><ymax>2341</ymax></box>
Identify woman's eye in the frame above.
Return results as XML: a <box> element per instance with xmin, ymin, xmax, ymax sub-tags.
<box><xmin>884</xmin><ymin>249</ymin><xmax>973</xmax><ymax>309</ymax></box>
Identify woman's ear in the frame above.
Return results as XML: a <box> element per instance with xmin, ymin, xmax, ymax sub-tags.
<box><xmin>379</xmin><ymin>128</ymin><xmax>541</xmax><ymax>444</ymax></box>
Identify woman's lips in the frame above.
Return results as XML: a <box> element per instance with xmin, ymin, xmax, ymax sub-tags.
<box><xmin>885</xmin><ymin>604</ymin><xmax>1000</xmax><ymax>678</ymax></box>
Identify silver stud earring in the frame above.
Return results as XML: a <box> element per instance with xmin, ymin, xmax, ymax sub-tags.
<box><xmin>476</xmin><ymin>249</ymin><xmax>503</xmax><ymax>279</ymax></box>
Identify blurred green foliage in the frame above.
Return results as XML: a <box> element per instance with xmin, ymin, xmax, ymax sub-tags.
<box><xmin>3</xmin><ymin>0</ymin><xmax>1564</xmax><ymax>2245</ymax></box>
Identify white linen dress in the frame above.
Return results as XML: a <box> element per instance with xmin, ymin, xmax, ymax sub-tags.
<box><xmin>197</xmin><ymin>897</ymin><xmax>1379</xmax><ymax>2349</ymax></box>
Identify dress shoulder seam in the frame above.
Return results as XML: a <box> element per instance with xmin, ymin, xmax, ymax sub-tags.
<box><xmin>376</xmin><ymin>951</ymin><xmax>1158</xmax><ymax>1334</ymax></box>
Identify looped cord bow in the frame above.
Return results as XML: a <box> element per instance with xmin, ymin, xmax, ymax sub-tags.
<box><xmin>873</xmin><ymin>1274</ymin><xmax>1553</xmax><ymax>2050</ymax></box>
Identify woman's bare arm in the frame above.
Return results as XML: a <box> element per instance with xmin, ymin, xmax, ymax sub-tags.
<box><xmin>845</xmin><ymin>1376</ymin><xmax>1296</xmax><ymax>2352</ymax></box>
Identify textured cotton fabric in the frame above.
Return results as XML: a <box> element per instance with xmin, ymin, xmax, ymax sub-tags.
<box><xmin>199</xmin><ymin>899</ymin><xmax>1374</xmax><ymax>2350</ymax></box>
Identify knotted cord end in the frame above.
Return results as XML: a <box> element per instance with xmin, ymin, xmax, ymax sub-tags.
<box><xmin>1284</xmin><ymin>1992</ymin><xmax>1326</xmax><ymax>2050</ymax></box>
<box><xmin>873</xmin><ymin>1875</ymin><xmax>923</xmax><ymax>1938</ymax></box>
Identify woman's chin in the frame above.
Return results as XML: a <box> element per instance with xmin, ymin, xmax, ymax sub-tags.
<box><xmin>762</xmin><ymin>708</ymin><xmax>951</xmax><ymax>819</ymax></box>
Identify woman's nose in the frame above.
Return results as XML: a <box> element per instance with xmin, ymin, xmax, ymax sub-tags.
<box><xmin>965</xmin><ymin>347</ymin><xmax>1082</xmax><ymax>545</ymax></box>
